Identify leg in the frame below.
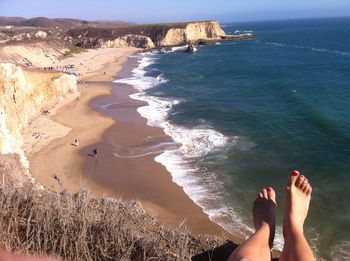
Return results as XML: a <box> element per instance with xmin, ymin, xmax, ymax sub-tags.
<box><xmin>279</xmin><ymin>170</ymin><xmax>316</xmax><ymax>261</ymax></box>
<box><xmin>228</xmin><ymin>187</ymin><xmax>276</xmax><ymax>261</ymax></box>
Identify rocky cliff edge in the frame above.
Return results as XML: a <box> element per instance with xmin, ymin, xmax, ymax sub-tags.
<box><xmin>70</xmin><ymin>20</ymin><xmax>227</xmax><ymax>49</ymax></box>
<box><xmin>0</xmin><ymin>63</ymin><xmax>77</xmax><ymax>165</ymax></box>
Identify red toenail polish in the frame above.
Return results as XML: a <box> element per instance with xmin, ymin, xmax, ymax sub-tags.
<box><xmin>300</xmin><ymin>175</ymin><xmax>304</xmax><ymax>179</ymax></box>
<box><xmin>267</xmin><ymin>187</ymin><xmax>271</xmax><ymax>192</ymax></box>
<box><xmin>292</xmin><ymin>170</ymin><xmax>300</xmax><ymax>176</ymax></box>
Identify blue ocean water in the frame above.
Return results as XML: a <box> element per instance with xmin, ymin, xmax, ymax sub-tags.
<box><xmin>117</xmin><ymin>17</ymin><xmax>350</xmax><ymax>260</ymax></box>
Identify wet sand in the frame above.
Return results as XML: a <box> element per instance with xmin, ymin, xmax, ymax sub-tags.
<box><xmin>27</xmin><ymin>48</ymin><xmax>237</xmax><ymax>239</ymax></box>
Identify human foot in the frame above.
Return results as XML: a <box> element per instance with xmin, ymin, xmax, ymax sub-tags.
<box><xmin>284</xmin><ymin>170</ymin><xmax>312</xmax><ymax>237</ymax></box>
<box><xmin>227</xmin><ymin>188</ymin><xmax>277</xmax><ymax>261</ymax></box>
<box><xmin>253</xmin><ymin>187</ymin><xmax>277</xmax><ymax>249</ymax></box>
<box><xmin>280</xmin><ymin>171</ymin><xmax>315</xmax><ymax>261</ymax></box>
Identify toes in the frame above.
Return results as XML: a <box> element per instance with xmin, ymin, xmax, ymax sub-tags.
<box><xmin>303</xmin><ymin>183</ymin><xmax>310</xmax><ymax>193</ymax></box>
<box><xmin>295</xmin><ymin>175</ymin><xmax>305</xmax><ymax>187</ymax></box>
<box><xmin>267</xmin><ymin>187</ymin><xmax>276</xmax><ymax>204</ymax></box>
<box><xmin>306</xmin><ymin>186</ymin><xmax>313</xmax><ymax>196</ymax></box>
<box><xmin>300</xmin><ymin>179</ymin><xmax>308</xmax><ymax>191</ymax></box>
<box><xmin>262</xmin><ymin>188</ymin><xmax>268</xmax><ymax>199</ymax></box>
<box><xmin>287</xmin><ymin>170</ymin><xmax>300</xmax><ymax>188</ymax></box>
<box><xmin>256</xmin><ymin>187</ymin><xmax>275</xmax><ymax>202</ymax></box>
<box><xmin>297</xmin><ymin>179</ymin><xmax>307</xmax><ymax>190</ymax></box>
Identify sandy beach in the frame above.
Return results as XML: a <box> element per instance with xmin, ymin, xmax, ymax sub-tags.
<box><xmin>25</xmin><ymin>47</ymin><xmax>235</xmax><ymax>240</ymax></box>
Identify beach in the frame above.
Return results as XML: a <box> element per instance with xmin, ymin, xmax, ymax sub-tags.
<box><xmin>24</xmin><ymin>47</ymin><xmax>233</xmax><ymax>240</ymax></box>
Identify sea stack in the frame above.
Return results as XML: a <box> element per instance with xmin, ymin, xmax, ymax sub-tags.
<box><xmin>186</xmin><ymin>41</ymin><xmax>196</xmax><ymax>53</ymax></box>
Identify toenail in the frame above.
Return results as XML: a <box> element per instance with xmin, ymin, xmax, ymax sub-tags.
<box><xmin>292</xmin><ymin>170</ymin><xmax>300</xmax><ymax>176</ymax></box>
<box><xmin>300</xmin><ymin>175</ymin><xmax>304</xmax><ymax>179</ymax></box>
<box><xmin>267</xmin><ymin>187</ymin><xmax>272</xmax><ymax>192</ymax></box>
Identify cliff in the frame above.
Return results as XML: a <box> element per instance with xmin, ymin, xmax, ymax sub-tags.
<box><xmin>0</xmin><ymin>42</ymin><xmax>68</xmax><ymax>67</ymax></box>
<box><xmin>104</xmin><ymin>34</ymin><xmax>155</xmax><ymax>48</ymax></box>
<box><xmin>69</xmin><ymin>20</ymin><xmax>227</xmax><ymax>48</ymax></box>
<box><xmin>0</xmin><ymin>63</ymin><xmax>77</xmax><ymax>164</ymax></box>
<box><xmin>77</xmin><ymin>34</ymin><xmax>154</xmax><ymax>49</ymax></box>
<box><xmin>158</xmin><ymin>20</ymin><xmax>225</xmax><ymax>46</ymax></box>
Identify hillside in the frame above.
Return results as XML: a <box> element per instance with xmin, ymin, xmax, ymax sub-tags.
<box><xmin>0</xmin><ymin>16</ymin><xmax>133</xmax><ymax>28</ymax></box>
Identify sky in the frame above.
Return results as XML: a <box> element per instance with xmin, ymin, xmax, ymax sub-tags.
<box><xmin>0</xmin><ymin>0</ymin><xmax>350</xmax><ymax>24</ymax></box>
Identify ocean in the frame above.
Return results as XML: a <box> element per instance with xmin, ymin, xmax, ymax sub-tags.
<box><xmin>115</xmin><ymin>17</ymin><xmax>350</xmax><ymax>260</ymax></box>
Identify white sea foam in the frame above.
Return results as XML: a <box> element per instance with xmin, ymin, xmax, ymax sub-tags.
<box><xmin>161</xmin><ymin>45</ymin><xmax>189</xmax><ymax>53</ymax></box>
<box><xmin>113</xmin><ymin>52</ymin><xmax>267</xmax><ymax>246</ymax></box>
<box><xmin>329</xmin><ymin>240</ymin><xmax>350</xmax><ymax>261</ymax></box>
<box><xmin>265</xmin><ymin>42</ymin><xmax>350</xmax><ymax>56</ymax></box>
<box><xmin>233</xmin><ymin>30</ymin><xmax>253</xmax><ymax>34</ymax></box>
<box><xmin>113</xmin><ymin>143</ymin><xmax>176</xmax><ymax>159</ymax></box>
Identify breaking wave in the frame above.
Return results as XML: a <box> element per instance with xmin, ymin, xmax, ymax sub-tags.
<box><xmin>114</xmin><ymin>52</ymin><xmax>258</xmax><ymax>243</ymax></box>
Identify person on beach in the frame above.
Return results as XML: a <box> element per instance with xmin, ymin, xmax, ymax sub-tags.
<box><xmin>228</xmin><ymin>170</ymin><xmax>316</xmax><ymax>261</ymax></box>
<box><xmin>93</xmin><ymin>148</ymin><xmax>98</xmax><ymax>157</ymax></box>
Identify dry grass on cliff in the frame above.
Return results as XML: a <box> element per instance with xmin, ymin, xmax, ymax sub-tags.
<box><xmin>59</xmin><ymin>46</ymin><xmax>87</xmax><ymax>60</ymax></box>
<box><xmin>0</xmin><ymin>162</ymin><xmax>237</xmax><ymax>261</ymax></box>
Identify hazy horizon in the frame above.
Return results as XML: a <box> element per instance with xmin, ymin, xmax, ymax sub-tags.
<box><xmin>1</xmin><ymin>0</ymin><xmax>350</xmax><ymax>24</ymax></box>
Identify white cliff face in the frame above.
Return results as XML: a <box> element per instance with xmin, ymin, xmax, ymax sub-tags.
<box><xmin>186</xmin><ymin>21</ymin><xmax>226</xmax><ymax>40</ymax></box>
<box><xmin>104</xmin><ymin>34</ymin><xmax>155</xmax><ymax>49</ymax></box>
<box><xmin>159</xmin><ymin>28</ymin><xmax>186</xmax><ymax>46</ymax></box>
<box><xmin>0</xmin><ymin>63</ymin><xmax>77</xmax><ymax>166</ymax></box>
<box><xmin>159</xmin><ymin>20</ymin><xmax>226</xmax><ymax>46</ymax></box>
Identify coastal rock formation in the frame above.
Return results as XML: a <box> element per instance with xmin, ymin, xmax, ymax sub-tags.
<box><xmin>77</xmin><ymin>34</ymin><xmax>155</xmax><ymax>49</ymax></box>
<box><xmin>0</xmin><ymin>63</ymin><xmax>77</xmax><ymax>164</ymax></box>
<box><xmin>186</xmin><ymin>42</ymin><xmax>196</xmax><ymax>53</ymax></box>
<box><xmin>103</xmin><ymin>34</ymin><xmax>155</xmax><ymax>49</ymax></box>
<box><xmin>70</xmin><ymin>20</ymin><xmax>228</xmax><ymax>48</ymax></box>
<box><xmin>157</xmin><ymin>20</ymin><xmax>226</xmax><ymax>46</ymax></box>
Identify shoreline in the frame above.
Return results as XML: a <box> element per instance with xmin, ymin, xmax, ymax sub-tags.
<box><xmin>26</xmin><ymin>47</ymin><xmax>239</xmax><ymax>241</ymax></box>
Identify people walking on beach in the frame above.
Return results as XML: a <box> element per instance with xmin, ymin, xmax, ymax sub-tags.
<box><xmin>92</xmin><ymin>148</ymin><xmax>98</xmax><ymax>157</ymax></box>
<box><xmin>53</xmin><ymin>174</ymin><xmax>62</xmax><ymax>186</ymax></box>
<box><xmin>228</xmin><ymin>170</ymin><xmax>315</xmax><ymax>261</ymax></box>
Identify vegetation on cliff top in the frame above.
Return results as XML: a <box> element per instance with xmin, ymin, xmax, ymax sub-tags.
<box><xmin>0</xmin><ymin>154</ymin><xmax>237</xmax><ymax>260</ymax></box>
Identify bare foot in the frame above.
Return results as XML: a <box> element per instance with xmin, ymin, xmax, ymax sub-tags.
<box><xmin>228</xmin><ymin>187</ymin><xmax>277</xmax><ymax>261</ymax></box>
<box><xmin>280</xmin><ymin>170</ymin><xmax>315</xmax><ymax>261</ymax></box>
<box><xmin>253</xmin><ymin>187</ymin><xmax>277</xmax><ymax>248</ymax></box>
<box><xmin>284</xmin><ymin>170</ymin><xmax>312</xmax><ymax>237</ymax></box>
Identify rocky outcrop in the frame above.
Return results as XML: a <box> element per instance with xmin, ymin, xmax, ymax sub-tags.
<box><xmin>157</xmin><ymin>20</ymin><xmax>225</xmax><ymax>46</ymax></box>
<box><xmin>10</xmin><ymin>30</ymin><xmax>49</xmax><ymax>42</ymax></box>
<box><xmin>34</xmin><ymin>30</ymin><xmax>47</xmax><ymax>39</ymax></box>
<box><xmin>71</xmin><ymin>20</ymin><xmax>227</xmax><ymax>49</ymax></box>
<box><xmin>0</xmin><ymin>63</ymin><xmax>77</xmax><ymax>165</ymax></box>
<box><xmin>77</xmin><ymin>34</ymin><xmax>154</xmax><ymax>49</ymax></box>
<box><xmin>103</xmin><ymin>34</ymin><xmax>154</xmax><ymax>49</ymax></box>
<box><xmin>186</xmin><ymin>42</ymin><xmax>196</xmax><ymax>53</ymax></box>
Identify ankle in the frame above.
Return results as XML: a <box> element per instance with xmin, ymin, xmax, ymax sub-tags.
<box><xmin>284</xmin><ymin>224</ymin><xmax>304</xmax><ymax>241</ymax></box>
<box><xmin>255</xmin><ymin>221</ymin><xmax>271</xmax><ymax>232</ymax></box>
